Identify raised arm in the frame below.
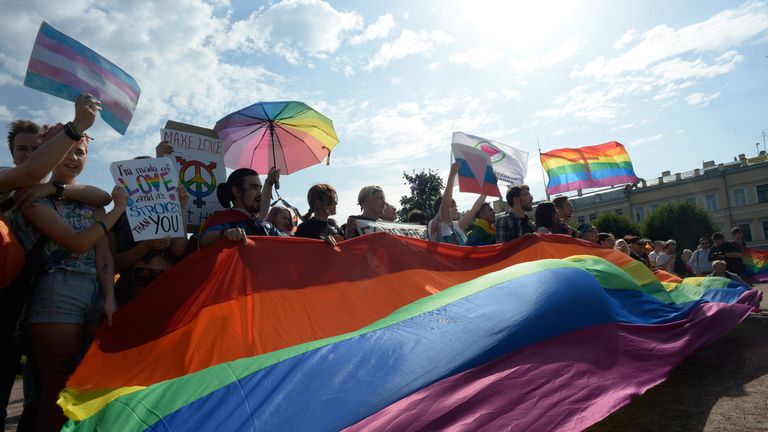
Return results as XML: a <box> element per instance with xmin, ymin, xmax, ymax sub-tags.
<box><xmin>21</xmin><ymin>186</ymin><xmax>127</xmax><ymax>253</ymax></box>
<box><xmin>459</xmin><ymin>194</ymin><xmax>488</xmax><ymax>231</ymax></box>
<box><xmin>429</xmin><ymin>162</ymin><xmax>459</xmax><ymax>238</ymax></box>
<box><xmin>0</xmin><ymin>94</ymin><xmax>100</xmax><ymax>193</ymax></box>
<box><xmin>258</xmin><ymin>167</ymin><xmax>280</xmax><ymax>220</ymax></box>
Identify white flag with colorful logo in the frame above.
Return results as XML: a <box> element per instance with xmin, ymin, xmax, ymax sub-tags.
<box><xmin>452</xmin><ymin>132</ymin><xmax>528</xmax><ymax>186</ymax></box>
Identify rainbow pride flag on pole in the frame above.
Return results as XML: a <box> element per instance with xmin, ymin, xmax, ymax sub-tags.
<box><xmin>24</xmin><ymin>21</ymin><xmax>141</xmax><ymax>135</ymax></box>
<box><xmin>59</xmin><ymin>235</ymin><xmax>759</xmax><ymax>431</ymax></box>
<box><xmin>540</xmin><ymin>141</ymin><xmax>639</xmax><ymax>195</ymax></box>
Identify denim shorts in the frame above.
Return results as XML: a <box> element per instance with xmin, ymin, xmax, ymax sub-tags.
<box><xmin>27</xmin><ymin>271</ymin><xmax>104</xmax><ymax>325</ymax></box>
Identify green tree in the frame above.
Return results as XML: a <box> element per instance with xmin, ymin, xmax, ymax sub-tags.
<box><xmin>398</xmin><ymin>169</ymin><xmax>444</xmax><ymax>221</ymax></box>
<box><xmin>594</xmin><ymin>213</ymin><xmax>642</xmax><ymax>239</ymax></box>
<box><xmin>642</xmin><ymin>201</ymin><xmax>720</xmax><ymax>250</ymax></box>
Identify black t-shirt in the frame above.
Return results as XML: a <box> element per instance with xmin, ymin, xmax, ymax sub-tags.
<box><xmin>295</xmin><ymin>218</ymin><xmax>340</xmax><ymax>240</ymax></box>
<box><xmin>709</xmin><ymin>241</ymin><xmax>745</xmax><ymax>274</ymax></box>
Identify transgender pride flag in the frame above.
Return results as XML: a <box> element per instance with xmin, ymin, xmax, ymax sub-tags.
<box><xmin>24</xmin><ymin>22</ymin><xmax>141</xmax><ymax>135</ymax></box>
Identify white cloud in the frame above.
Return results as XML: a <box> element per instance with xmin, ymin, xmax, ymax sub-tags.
<box><xmin>450</xmin><ymin>36</ymin><xmax>585</xmax><ymax>71</ymax></box>
<box><xmin>502</xmin><ymin>89</ymin><xmax>522</xmax><ymax>100</ymax></box>
<box><xmin>217</xmin><ymin>0</ymin><xmax>363</xmax><ymax>63</ymax></box>
<box><xmin>425</xmin><ymin>62</ymin><xmax>441</xmax><ymax>70</ymax></box>
<box><xmin>365</xmin><ymin>29</ymin><xmax>453</xmax><ymax>70</ymax></box>
<box><xmin>580</xmin><ymin>1</ymin><xmax>768</xmax><ymax>78</ymax></box>
<box><xmin>344</xmin><ymin>65</ymin><xmax>354</xmax><ymax>77</ymax></box>
<box><xmin>545</xmin><ymin>3</ymin><xmax>765</xmax><ymax>124</ymax></box>
<box><xmin>449</xmin><ymin>46</ymin><xmax>499</xmax><ymax>69</ymax></box>
<box><xmin>627</xmin><ymin>133</ymin><xmax>663</xmax><ymax>147</ymax></box>
<box><xmin>686</xmin><ymin>91</ymin><xmax>721</xmax><ymax>107</ymax></box>
<box><xmin>390</xmin><ymin>77</ymin><xmax>401</xmax><ymax>85</ymax></box>
<box><xmin>0</xmin><ymin>105</ymin><xmax>12</xmax><ymax>122</ymax></box>
<box><xmin>614</xmin><ymin>29</ymin><xmax>638</xmax><ymax>49</ymax></box>
<box><xmin>333</xmin><ymin>95</ymin><xmax>504</xmax><ymax>168</ymax></box>
<box><xmin>350</xmin><ymin>13</ymin><xmax>395</xmax><ymax>45</ymax></box>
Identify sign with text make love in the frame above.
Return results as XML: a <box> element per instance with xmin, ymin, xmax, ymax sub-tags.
<box><xmin>162</xmin><ymin>121</ymin><xmax>226</xmax><ymax>231</ymax></box>
<box><xmin>110</xmin><ymin>157</ymin><xmax>185</xmax><ymax>241</ymax></box>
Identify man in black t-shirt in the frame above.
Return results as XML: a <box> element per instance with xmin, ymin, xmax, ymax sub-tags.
<box><xmin>708</xmin><ymin>232</ymin><xmax>744</xmax><ymax>275</ymax></box>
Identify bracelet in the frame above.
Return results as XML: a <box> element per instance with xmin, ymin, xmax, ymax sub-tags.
<box><xmin>52</xmin><ymin>180</ymin><xmax>66</xmax><ymax>199</ymax></box>
<box><xmin>98</xmin><ymin>221</ymin><xmax>109</xmax><ymax>235</ymax></box>
<box><xmin>64</xmin><ymin>122</ymin><xmax>84</xmax><ymax>141</ymax></box>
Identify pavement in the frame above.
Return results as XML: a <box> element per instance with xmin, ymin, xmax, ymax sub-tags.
<box><xmin>5</xmin><ymin>284</ymin><xmax>767</xmax><ymax>432</ymax></box>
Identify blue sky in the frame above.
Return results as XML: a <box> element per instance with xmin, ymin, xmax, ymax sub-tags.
<box><xmin>1</xmin><ymin>0</ymin><xmax>767</xmax><ymax>220</ymax></box>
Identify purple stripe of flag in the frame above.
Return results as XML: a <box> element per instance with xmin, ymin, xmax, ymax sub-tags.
<box><xmin>546</xmin><ymin>175</ymin><xmax>640</xmax><ymax>195</ymax></box>
<box><xmin>347</xmin><ymin>297</ymin><xmax>756</xmax><ymax>431</ymax></box>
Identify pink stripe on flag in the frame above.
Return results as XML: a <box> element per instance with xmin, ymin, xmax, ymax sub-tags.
<box><xmin>28</xmin><ymin>58</ymin><xmax>133</xmax><ymax>124</ymax></box>
<box><xmin>35</xmin><ymin>32</ymin><xmax>140</xmax><ymax>102</ymax></box>
<box><xmin>346</xmin><ymin>296</ymin><xmax>757</xmax><ymax>432</ymax></box>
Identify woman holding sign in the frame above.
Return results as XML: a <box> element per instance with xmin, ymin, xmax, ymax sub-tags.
<box><xmin>19</xmin><ymin>125</ymin><xmax>127</xmax><ymax>432</ymax></box>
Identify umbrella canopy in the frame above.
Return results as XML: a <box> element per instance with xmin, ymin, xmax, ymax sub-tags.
<box><xmin>214</xmin><ymin>101</ymin><xmax>339</xmax><ymax>174</ymax></box>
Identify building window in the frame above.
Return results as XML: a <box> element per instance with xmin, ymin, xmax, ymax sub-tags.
<box><xmin>650</xmin><ymin>203</ymin><xmax>659</xmax><ymax>212</ymax></box>
<box><xmin>738</xmin><ymin>223</ymin><xmax>753</xmax><ymax>241</ymax></box>
<box><xmin>763</xmin><ymin>221</ymin><xmax>768</xmax><ymax>240</ymax></box>
<box><xmin>732</xmin><ymin>187</ymin><xmax>747</xmax><ymax>206</ymax></box>
<box><xmin>758</xmin><ymin>184</ymin><xmax>768</xmax><ymax>203</ymax></box>
<box><xmin>704</xmin><ymin>193</ymin><xmax>718</xmax><ymax>211</ymax></box>
<box><xmin>634</xmin><ymin>206</ymin><xmax>645</xmax><ymax>222</ymax></box>
<box><xmin>577</xmin><ymin>215</ymin><xmax>585</xmax><ymax>225</ymax></box>
<box><xmin>686</xmin><ymin>196</ymin><xmax>697</xmax><ymax>207</ymax></box>
<box><xmin>615</xmin><ymin>209</ymin><xmax>624</xmax><ymax>216</ymax></box>
<box><xmin>589</xmin><ymin>213</ymin><xmax>597</xmax><ymax>222</ymax></box>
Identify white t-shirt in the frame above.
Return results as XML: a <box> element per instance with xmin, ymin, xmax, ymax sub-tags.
<box><xmin>427</xmin><ymin>219</ymin><xmax>467</xmax><ymax>245</ymax></box>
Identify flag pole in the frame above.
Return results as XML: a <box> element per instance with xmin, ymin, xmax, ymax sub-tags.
<box><xmin>537</xmin><ymin>137</ymin><xmax>550</xmax><ymax>201</ymax></box>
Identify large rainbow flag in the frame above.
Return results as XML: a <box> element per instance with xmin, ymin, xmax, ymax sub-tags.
<box><xmin>540</xmin><ymin>141</ymin><xmax>639</xmax><ymax>195</ymax></box>
<box><xmin>60</xmin><ymin>234</ymin><xmax>760</xmax><ymax>431</ymax></box>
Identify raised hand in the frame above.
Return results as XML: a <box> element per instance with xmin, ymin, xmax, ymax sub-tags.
<box><xmin>155</xmin><ymin>141</ymin><xmax>174</xmax><ymax>158</ymax></box>
<box><xmin>73</xmin><ymin>93</ymin><xmax>102</xmax><ymax>134</ymax></box>
<box><xmin>112</xmin><ymin>185</ymin><xmax>129</xmax><ymax>210</ymax></box>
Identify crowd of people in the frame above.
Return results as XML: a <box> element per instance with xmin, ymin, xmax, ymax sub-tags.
<box><xmin>0</xmin><ymin>95</ymin><xmax>756</xmax><ymax>431</ymax></box>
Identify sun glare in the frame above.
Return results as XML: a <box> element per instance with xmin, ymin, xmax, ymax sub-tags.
<box><xmin>452</xmin><ymin>0</ymin><xmax>578</xmax><ymax>52</ymax></box>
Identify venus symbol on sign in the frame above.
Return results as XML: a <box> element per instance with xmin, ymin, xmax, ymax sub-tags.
<box><xmin>176</xmin><ymin>156</ymin><xmax>218</xmax><ymax>208</ymax></box>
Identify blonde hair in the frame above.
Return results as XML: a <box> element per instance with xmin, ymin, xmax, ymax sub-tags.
<box><xmin>357</xmin><ymin>185</ymin><xmax>383</xmax><ymax>208</ymax></box>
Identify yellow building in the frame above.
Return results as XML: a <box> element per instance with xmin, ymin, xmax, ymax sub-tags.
<box><xmin>566</xmin><ymin>152</ymin><xmax>768</xmax><ymax>247</ymax></box>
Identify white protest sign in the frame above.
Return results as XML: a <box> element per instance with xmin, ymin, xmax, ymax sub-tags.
<box><xmin>161</xmin><ymin>121</ymin><xmax>226</xmax><ymax>231</ymax></box>
<box><xmin>110</xmin><ymin>157</ymin><xmax>185</xmax><ymax>241</ymax></box>
<box><xmin>354</xmin><ymin>219</ymin><xmax>428</xmax><ymax>239</ymax></box>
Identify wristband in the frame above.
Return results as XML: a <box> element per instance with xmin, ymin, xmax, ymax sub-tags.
<box><xmin>219</xmin><ymin>229</ymin><xmax>227</xmax><ymax>239</ymax></box>
<box><xmin>64</xmin><ymin>121</ymin><xmax>84</xmax><ymax>141</ymax></box>
<box><xmin>52</xmin><ymin>180</ymin><xmax>66</xmax><ymax>199</ymax></box>
<box><xmin>98</xmin><ymin>221</ymin><xmax>109</xmax><ymax>235</ymax></box>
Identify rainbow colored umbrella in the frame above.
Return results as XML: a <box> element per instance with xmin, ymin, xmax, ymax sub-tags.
<box><xmin>214</xmin><ymin>101</ymin><xmax>339</xmax><ymax>174</ymax></box>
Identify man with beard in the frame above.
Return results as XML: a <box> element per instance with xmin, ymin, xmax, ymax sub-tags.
<box><xmin>496</xmin><ymin>185</ymin><xmax>535</xmax><ymax>243</ymax></box>
<box><xmin>198</xmin><ymin>168</ymin><xmax>283</xmax><ymax>248</ymax></box>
